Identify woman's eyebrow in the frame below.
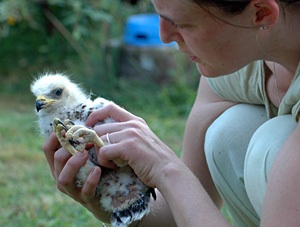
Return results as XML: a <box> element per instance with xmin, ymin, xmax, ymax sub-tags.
<box><xmin>158</xmin><ymin>14</ymin><xmax>176</xmax><ymax>23</ymax></box>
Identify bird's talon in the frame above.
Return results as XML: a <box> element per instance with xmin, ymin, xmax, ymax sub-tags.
<box><xmin>65</xmin><ymin>119</ymin><xmax>75</xmax><ymax>126</ymax></box>
<box><xmin>69</xmin><ymin>138</ymin><xmax>80</xmax><ymax>147</ymax></box>
<box><xmin>54</xmin><ymin>118</ymin><xmax>68</xmax><ymax>131</ymax></box>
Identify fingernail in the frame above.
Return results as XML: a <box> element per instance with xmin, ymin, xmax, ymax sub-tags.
<box><xmin>92</xmin><ymin>167</ymin><xmax>101</xmax><ymax>176</ymax></box>
<box><xmin>75</xmin><ymin>151</ymin><xmax>85</xmax><ymax>158</ymax></box>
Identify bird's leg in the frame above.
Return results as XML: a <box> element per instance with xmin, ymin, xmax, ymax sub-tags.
<box><xmin>53</xmin><ymin>118</ymin><xmax>78</xmax><ymax>155</ymax></box>
<box><xmin>54</xmin><ymin>118</ymin><xmax>107</xmax><ymax>162</ymax></box>
<box><xmin>65</xmin><ymin>126</ymin><xmax>105</xmax><ymax>152</ymax></box>
<box><xmin>54</xmin><ymin>118</ymin><xmax>105</xmax><ymax>156</ymax></box>
<box><xmin>66</xmin><ymin>125</ymin><xmax>128</xmax><ymax>167</ymax></box>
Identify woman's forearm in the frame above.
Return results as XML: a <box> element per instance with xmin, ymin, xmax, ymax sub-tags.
<box><xmin>157</xmin><ymin>162</ymin><xmax>232</xmax><ymax>227</ymax></box>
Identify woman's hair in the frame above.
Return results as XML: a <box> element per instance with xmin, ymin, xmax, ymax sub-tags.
<box><xmin>192</xmin><ymin>0</ymin><xmax>300</xmax><ymax>15</ymax></box>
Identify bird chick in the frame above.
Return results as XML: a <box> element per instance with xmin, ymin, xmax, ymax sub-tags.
<box><xmin>30</xmin><ymin>72</ymin><xmax>155</xmax><ymax>227</ymax></box>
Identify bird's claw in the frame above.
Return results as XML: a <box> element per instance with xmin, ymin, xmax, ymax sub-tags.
<box><xmin>53</xmin><ymin>118</ymin><xmax>105</xmax><ymax>156</ymax></box>
<box><xmin>53</xmin><ymin>118</ymin><xmax>67</xmax><ymax>131</ymax></box>
<box><xmin>68</xmin><ymin>138</ymin><xmax>81</xmax><ymax>147</ymax></box>
<box><xmin>53</xmin><ymin>118</ymin><xmax>78</xmax><ymax>155</ymax></box>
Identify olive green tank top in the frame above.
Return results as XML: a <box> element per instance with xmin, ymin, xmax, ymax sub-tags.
<box><xmin>207</xmin><ymin>60</ymin><xmax>300</xmax><ymax>121</ymax></box>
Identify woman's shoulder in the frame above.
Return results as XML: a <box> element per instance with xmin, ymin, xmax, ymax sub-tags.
<box><xmin>278</xmin><ymin>61</ymin><xmax>300</xmax><ymax>120</ymax></box>
<box><xmin>206</xmin><ymin>61</ymin><xmax>265</xmax><ymax>104</ymax></box>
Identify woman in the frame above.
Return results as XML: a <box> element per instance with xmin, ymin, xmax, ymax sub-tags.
<box><xmin>44</xmin><ymin>0</ymin><xmax>300</xmax><ymax>226</ymax></box>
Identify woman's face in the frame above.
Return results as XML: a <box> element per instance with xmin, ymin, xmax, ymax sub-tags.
<box><xmin>152</xmin><ymin>0</ymin><xmax>259</xmax><ymax>77</ymax></box>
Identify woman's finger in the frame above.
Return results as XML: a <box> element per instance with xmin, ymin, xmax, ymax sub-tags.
<box><xmin>98</xmin><ymin>143</ymin><xmax>127</xmax><ymax>164</ymax></box>
<box><xmin>56</xmin><ymin>151</ymin><xmax>88</xmax><ymax>194</ymax></box>
<box><xmin>85</xmin><ymin>103</ymin><xmax>141</xmax><ymax>127</ymax></box>
<box><xmin>81</xmin><ymin>166</ymin><xmax>101</xmax><ymax>201</ymax></box>
<box><xmin>53</xmin><ymin>148</ymin><xmax>72</xmax><ymax>179</ymax></box>
<box><xmin>43</xmin><ymin>132</ymin><xmax>61</xmax><ymax>176</ymax></box>
<box><xmin>94</xmin><ymin>119</ymin><xmax>146</xmax><ymax>142</ymax></box>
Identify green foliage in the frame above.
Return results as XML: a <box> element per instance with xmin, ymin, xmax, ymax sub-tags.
<box><xmin>0</xmin><ymin>0</ymin><xmax>34</xmax><ymax>27</ymax></box>
<box><xmin>159</xmin><ymin>82</ymin><xmax>197</xmax><ymax>117</ymax></box>
<box><xmin>0</xmin><ymin>0</ymin><xmax>156</xmax><ymax>94</ymax></box>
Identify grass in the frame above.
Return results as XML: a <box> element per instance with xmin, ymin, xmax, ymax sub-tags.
<box><xmin>0</xmin><ymin>97</ymin><xmax>101</xmax><ymax>226</ymax></box>
<box><xmin>0</xmin><ymin>88</ymin><xmax>234</xmax><ymax>226</ymax></box>
<box><xmin>0</xmin><ymin>82</ymin><xmax>192</xmax><ymax>226</ymax></box>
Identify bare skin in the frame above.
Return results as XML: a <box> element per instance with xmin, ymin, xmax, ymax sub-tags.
<box><xmin>42</xmin><ymin>0</ymin><xmax>300</xmax><ymax>226</ymax></box>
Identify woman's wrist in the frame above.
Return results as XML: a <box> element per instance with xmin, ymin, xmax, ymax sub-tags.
<box><xmin>156</xmin><ymin>161</ymin><xmax>188</xmax><ymax>194</ymax></box>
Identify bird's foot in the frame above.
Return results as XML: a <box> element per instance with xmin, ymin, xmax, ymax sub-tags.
<box><xmin>53</xmin><ymin>118</ymin><xmax>78</xmax><ymax>155</ymax></box>
<box><xmin>53</xmin><ymin>117</ymin><xmax>105</xmax><ymax>156</ymax></box>
<box><xmin>65</xmin><ymin>125</ymin><xmax>105</xmax><ymax>152</ymax></box>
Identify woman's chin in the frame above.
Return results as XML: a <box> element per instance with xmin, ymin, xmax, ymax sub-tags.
<box><xmin>196</xmin><ymin>63</ymin><xmax>222</xmax><ymax>78</ymax></box>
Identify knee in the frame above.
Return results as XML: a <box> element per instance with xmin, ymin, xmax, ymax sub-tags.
<box><xmin>205</xmin><ymin>104</ymin><xmax>268</xmax><ymax>157</ymax></box>
<box><xmin>245</xmin><ymin>114</ymin><xmax>296</xmax><ymax>217</ymax></box>
<box><xmin>246</xmin><ymin>114</ymin><xmax>296</xmax><ymax>177</ymax></box>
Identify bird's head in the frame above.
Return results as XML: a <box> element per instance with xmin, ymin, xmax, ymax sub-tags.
<box><xmin>30</xmin><ymin>73</ymin><xmax>87</xmax><ymax>113</ymax></box>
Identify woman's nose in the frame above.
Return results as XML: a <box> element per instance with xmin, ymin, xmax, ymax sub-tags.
<box><xmin>159</xmin><ymin>18</ymin><xmax>183</xmax><ymax>44</ymax></box>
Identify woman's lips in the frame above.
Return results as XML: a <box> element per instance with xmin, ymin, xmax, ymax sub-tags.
<box><xmin>178</xmin><ymin>47</ymin><xmax>198</xmax><ymax>62</ymax></box>
<box><xmin>189</xmin><ymin>55</ymin><xmax>198</xmax><ymax>62</ymax></box>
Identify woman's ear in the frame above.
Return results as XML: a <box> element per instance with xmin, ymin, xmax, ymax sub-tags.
<box><xmin>249</xmin><ymin>0</ymin><xmax>280</xmax><ymax>27</ymax></box>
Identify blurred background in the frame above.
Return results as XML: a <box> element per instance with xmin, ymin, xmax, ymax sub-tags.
<box><xmin>0</xmin><ymin>1</ymin><xmax>230</xmax><ymax>226</ymax></box>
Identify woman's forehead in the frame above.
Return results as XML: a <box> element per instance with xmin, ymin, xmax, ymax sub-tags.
<box><xmin>152</xmin><ymin>0</ymin><xmax>203</xmax><ymax>21</ymax></box>
<box><xmin>152</xmin><ymin>0</ymin><xmax>196</xmax><ymax>13</ymax></box>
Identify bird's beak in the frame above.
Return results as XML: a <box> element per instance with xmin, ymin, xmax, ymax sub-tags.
<box><xmin>35</xmin><ymin>95</ymin><xmax>56</xmax><ymax>112</ymax></box>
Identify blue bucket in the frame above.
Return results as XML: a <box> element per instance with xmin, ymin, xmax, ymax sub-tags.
<box><xmin>122</xmin><ymin>13</ymin><xmax>176</xmax><ymax>47</ymax></box>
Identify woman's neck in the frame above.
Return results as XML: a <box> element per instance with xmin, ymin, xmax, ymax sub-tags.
<box><xmin>267</xmin><ymin>5</ymin><xmax>300</xmax><ymax>73</ymax></box>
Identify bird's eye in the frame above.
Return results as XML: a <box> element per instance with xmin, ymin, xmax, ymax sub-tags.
<box><xmin>55</xmin><ymin>88</ymin><xmax>63</xmax><ymax>96</ymax></box>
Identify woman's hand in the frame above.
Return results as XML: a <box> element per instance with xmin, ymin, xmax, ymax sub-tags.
<box><xmin>86</xmin><ymin>104</ymin><xmax>181</xmax><ymax>189</ymax></box>
<box><xmin>42</xmin><ymin>103</ymin><xmax>182</xmax><ymax>222</ymax></box>
<box><xmin>42</xmin><ymin>133</ymin><xmax>110</xmax><ymax>222</ymax></box>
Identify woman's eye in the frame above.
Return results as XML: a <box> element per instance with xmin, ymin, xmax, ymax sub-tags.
<box><xmin>170</xmin><ymin>21</ymin><xmax>185</xmax><ymax>29</ymax></box>
<box><xmin>171</xmin><ymin>21</ymin><xmax>179</xmax><ymax>28</ymax></box>
<box><xmin>55</xmin><ymin>88</ymin><xmax>63</xmax><ymax>96</ymax></box>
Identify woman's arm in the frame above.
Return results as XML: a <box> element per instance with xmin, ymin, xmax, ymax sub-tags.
<box><xmin>92</xmin><ymin>103</ymin><xmax>233</xmax><ymax>226</ymax></box>
<box><xmin>91</xmin><ymin>77</ymin><xmax>236</xmax><ymax>226</ymax></box>
<box><xmin>156</xmin><ymin>156</ymin><xmax>232</xmax><ymax>227</ymax></box>
<box><xmin>42</xmin><ymin>76</ymin><xmax>236</xmax><ymax>226</ymax></box>
<box><xmin>181</xmin><ymin>77</ymin><xmax>236</xmax><ymax>207</ymax></box>
<box><xmin>261</xmin><ymin>121</ymin><xmax>300</xmax><ymax>227</ymax></box>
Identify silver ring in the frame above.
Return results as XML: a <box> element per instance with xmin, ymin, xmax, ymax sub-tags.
<box><xmin>259</xmin><ymin>25</ymin><xmax>268</xmax><ymax>30</ymax></box>
<box><xmin>106</xmin><ymin>133</ymin><xmax>111</xmax><ymax>144</ymax></box>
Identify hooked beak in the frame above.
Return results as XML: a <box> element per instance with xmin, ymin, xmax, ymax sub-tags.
<box><xmin>35</xmin><ymin>95</ymin><xmax>56</xmax><ymax>112</ymax></box>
